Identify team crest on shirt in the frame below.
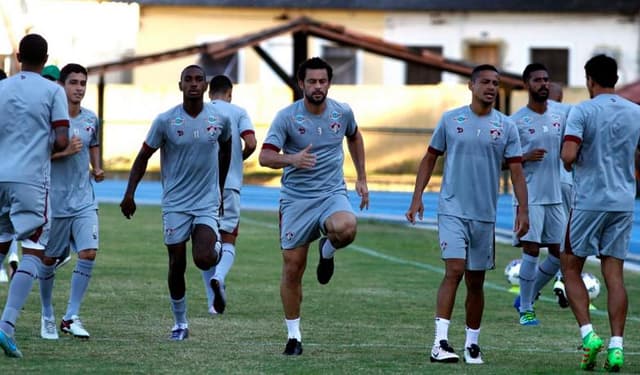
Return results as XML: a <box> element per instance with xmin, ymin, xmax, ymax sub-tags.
<box><xmin>528</xmin><ymin>128</ymin><xmax>535</xmax><ymax>134</ymax></box>
<box><xmin>298</xmin><ymin>127</ymin><xmax>306</xmax><ymax>135</ymax></box>
<box><xmin>295</xmin><ymin>114</ymin><xmax>306</xmax><ymax>124</ymax></box>
<box><xmin>490</xmin><ymin>128</ymin><xmax>502</xmax><ymax>140</ymax></box>
<box><xmin>454</xmin><ymin>114</ymin><xmax>468</xmax><ymax>124</ymax></box>
<box><xmin>330</xmin><ymin>111</ymin><xmax>342</xmax><ymax>121</ymax></box>
<box><xmin>177</xmin><ymin>130</ymin><xmax>184</xmax><ymax>137</ymax></box>
<box><xmin>172</xmin><ymin>117</ymin><xmax>184</xmax><ymax>126</ymax></box>
<box><xmin>456</xmin><ymin>127</ymin><xmax>464</xmax><ymax>134</ymax></box>
<box><xmin>329</xmin><ymin>122</ymin><xmax>341</xmax><ymax>133</ymax></box>
<box><xmin>206</xmin><ymin>125</ymin><xmax>220</xmax><ymax>137</ymax></box>
<box><xmin>551</xmin><ymin>114</ymin><xmax>562</xmax><ymax>130</ymax></box>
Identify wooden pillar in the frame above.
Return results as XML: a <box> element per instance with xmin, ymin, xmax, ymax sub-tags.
<box><xmin>292</xmin><ymin>31</ymin><xmax>308</xmax><ymax>101</ymax></box>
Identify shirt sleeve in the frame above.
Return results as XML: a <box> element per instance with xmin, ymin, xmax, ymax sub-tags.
<box><xmin>51</xmin><ymin>86</ymin><xmax>70</xmax><ymax>126</ymax></box>
<box><xmin>345</xmin><ymin>104</ymin><xmax>358</xmax><ymax>138</ymax></box>
<box><xmin>564</xmin><ymin>104</ymin><xmax>586</xmax><ymax>143</ymax></box>
<box><xmin>90</xmin><ymin>113</ymin><xmax>100</xmax><ymax>148</ymax></box>
<box><xmin>145</xmin><ymin>114</ymin><xmax>166</xmax><ymax>149</ymax></box>
<box><xmin>237</xmin><ymin>108</ymin><xmax>254</xmax><ymax>135</ymax></box>
<box><xmin>263</xmin><ymin>110</ymin><xmax>288</xmax><ymax>151</ymax></box>
<box><xmin>503</xmin><ymin>118</ymin><xmax>523</xmax><ymax>160</ymax></box>
<box><xmin>429</xmin><ymin>115</ymin><xmax>447</xmax><ymax>153</ymax></box>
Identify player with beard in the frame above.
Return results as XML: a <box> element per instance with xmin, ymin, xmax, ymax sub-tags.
<box><xmin>259</xmin><ymin>57</ymin><xmax>369</xmax><ymax>355</ymax></box>
<box><xmin>406</xmin><ymin>64</ymin><xmax>528</xmax><ymax>365</ymax></box>
<box><xmin>509</xmin><ymin>64</ymin><xmax>568</xmax><ymax>325</ymax></box>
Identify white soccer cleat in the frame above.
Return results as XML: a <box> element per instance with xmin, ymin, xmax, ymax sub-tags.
<box><xmin>464</xmin><ymin>344</ymin><xmax>484</xmax><ymax>364</ymax></box>
<box><xmin>430</xmin><ymin>340</ymin><xmax>460</xmax><ymax>363</ymax></box>
<box><xmin>41</xmin><ymin>316</ymin><xmax>59</xmax><ymax>340</ymax></box>
<box><xmin>60</xmin><ymin>315</ymin><xmax>90</xmax><ymax>339</ymax></box>
<box><xmin>553</xmin><ymin>278</ymin><xmax>570</xmax><ymax>309</ymax></box>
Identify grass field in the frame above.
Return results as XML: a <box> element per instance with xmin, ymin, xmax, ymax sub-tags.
<box><xmin>1</xmin><ymin>203</ymin><xmax>639</xmax><ymax>374</ymax></box>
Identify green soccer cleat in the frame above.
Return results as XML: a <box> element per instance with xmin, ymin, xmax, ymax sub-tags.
<box><xmin>580</xmin><ymin>332</ymin><xmax>603</xmax><ymax>370</ymax></box>
<box><xmin>603</xmin><ymin>347</ymin><xmax>623</xmax><ymax>372</ymax></box>
<box><xmin>519</xmin><ymin>310</ymin><xmax>539</xmax><ymax>326</ymax></box>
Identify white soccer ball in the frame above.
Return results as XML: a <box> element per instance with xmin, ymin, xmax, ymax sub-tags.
<box><xmin>582</xmin><ymin>272</ymin><xmax>601</xmax><ymax>301</ymax></box>
<box><xmin>504</xmin><ymin>259</ymin><xmax>521</xmax><ymax>286</ymax></box>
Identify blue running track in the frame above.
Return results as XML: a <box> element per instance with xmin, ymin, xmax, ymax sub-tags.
<box><xmin>95</xmin><ymin>180</ymin><xmax>640</xmax><ymax>265</ymax></box>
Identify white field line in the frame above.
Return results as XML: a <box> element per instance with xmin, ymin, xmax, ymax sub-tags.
<box><xmin>243</xmin><ymin>216</ymin><xmax>640</xmax><ymax>323</ymax></box>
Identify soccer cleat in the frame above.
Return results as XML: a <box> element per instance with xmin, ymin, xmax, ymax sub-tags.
<box><xmin>208</xmin><ymin>305</ymin><xmax>219</xmax><ymax>315</ymax></box>
<box><xmin>519</xmin><ymin>311</ymin><xmax>539</xmax><ymax>326</ymax></box>
<box><xmin>464</xmin><ymin>344</ymin><xmax>484</xmax><ymax>364</ymax></box>
<box><xmin>41</xmin><ymin>316</ymin><xmax>59</xmax><ymax>340</ymax></box>
<box><xmin>580</xmin><ymin>331</ymin><xmax>604</xmax><ymax>370</ymax></box>
<box><xmin>282</xmin><ymin>338</ymin><xmax>303</xmax><ymax>355</ymax></box>
<box><xmin>316</xmin><ymin>237</ymin><xmax>334</xmax><ymax>285</ymax></box>
<box><xmin>603</xmin><ymin>347</ymin><xmax>623</xmax><ymax>372</ymax></box>
<box><xmin>169</xmin><ymin>326</ymin><xmax>189</xmax><ymax>341</ymax></box>
<box><xmin>54</xmin><ymin>255</ymin><xmax>72</xmax><ymax>270</ymax></box>
<box><xmin>553</xmin><ymin>279</ymin><xmax>570</xmax><ymax>309</ymax></box>
<box><xmin>0</xmin><ymin>327</ymin><xmax>22</xmax><ymax>358</ymax></box>
<box><xmin>430</xmin><ymin>340</ymin><xmax>460</xmax><ymax>363</ymax></box>
<box><xmin>60</xmin><ymin>315</ymin><xmax>90</xmax><ymax>339</ymax></box>
<box><xmin>210</xmin><ymin>278</ymin><xmax>227</xmax><ymax>314</ymax></box>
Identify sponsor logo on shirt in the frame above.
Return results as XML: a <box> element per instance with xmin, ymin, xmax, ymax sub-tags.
<box><xmin>454</xmin><ymin>114</ymin><xmax>467</xmax><ymax>123</ymax></box>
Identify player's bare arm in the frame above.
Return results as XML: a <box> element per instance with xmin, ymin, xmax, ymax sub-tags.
<box><xmin>347</xmin><ymin>129</ymin><xmax>369</xmax><ymax>210</ymax></box>
<box><xmin>509</xmin><ymin>161</ymin><xmax>529</xmax><ymax>237</ymax></box>
<box><xmin>241</xmin><ymin>132</ymin><xmax>257</xmax><ymax>160</ymax></box>
<box><xmin>561</xmin><ymin>139</ymin><xmax>580</xmax><ymax>171</ymax></box>
<box><xmin>52</xmin><ymin>125</ymin><xmax>70</xmax><ymax>152</ymax></box>
<box><xmin>89</xmin><ymin>145</ymin><xmax>104</xmax><ymax>182</ymax></box>
<box><xmin>259</xmin><ymin>144</ymin><xmax>316</xmax><ymax>169</ymax></box>
<box><xmin>120</xmin><ymin>144</ymin><xmax>156</xmax><ymax>219</ymax></box>
<box><xmin>219</xmin><ymin>137</ymin><xmax>232</xmax><ymax>195</ymax></box>
<box><xmin>406</xmin><ymin>151</ymin><xmax>438</xmax><ymax>224</ymax></box>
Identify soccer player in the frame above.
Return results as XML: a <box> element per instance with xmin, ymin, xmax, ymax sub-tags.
<box><xmin>561</xmin><ymin>54</ymin><xmax>640</xmax><ymax>372</ymax></box>
<box><xmin>406</xmin><ymin>64</ymin><xmax>529</xmax><ymax>365</ymax></box>
<box><xmin>201</xmin><ymin>75</ymin><xmax>256</xmax><ymax>315</ymax></box>
<box><xmin>259</xmin><ymin>57</ymin><xmax>369</xmax><ymax>356</ymax></box>
<box><xmin>510</xmin><ymin>64</ymin><xmax>568</xmax><ymax>325</ymax></box>
<box><xmin>37</xmin><ymin>63</ymin><xmax>104</xmax><ymax>340</ymax></box>
<box><xmin>120</xmin><ymin>65</ymin><xmax>231</xmax><ymax>341</ymax></box>
<box><xmin>0</xmin><ymin>34</ymin><xmax>70</xmax><ymax>358</ymax></box>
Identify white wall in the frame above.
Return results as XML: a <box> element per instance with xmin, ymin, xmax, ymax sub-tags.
<box><xmin>383</xmin><ymin>12</ymin><xmax>640</xmax><ymax>87</ymax></box>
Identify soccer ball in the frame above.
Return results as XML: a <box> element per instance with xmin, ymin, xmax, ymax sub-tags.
<box><xmin>582</xmin><ymin>272</ymin><xmax>601</xmax><ymax>301</ymax></box>
<box><xmin>504</xmin><ymin>259</ymin><xmax>521</xmax><ymax>286</ymax></box>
